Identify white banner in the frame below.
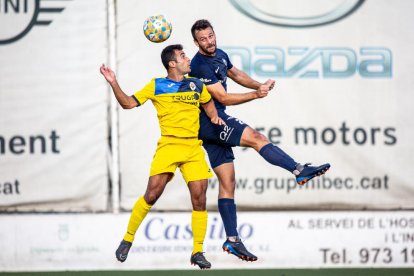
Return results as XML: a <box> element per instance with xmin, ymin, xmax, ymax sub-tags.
<box><xmin>116</xmin><ymin>0</ymin><xmax>414</xmax><ymax>210</ymax></box>
<box><xmin>1</xmin><ymin>211</ymin><xmax>413</xmax><ymax>271</ymax></box>
<box><xmin>0</xmin><ymin>0</ymin><xmax>109</xmax><ymax>211</ymax></box>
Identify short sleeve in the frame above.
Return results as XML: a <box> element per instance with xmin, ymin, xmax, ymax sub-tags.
<box><xmin>133</xmin><ymin>79</ymin><xmax>155</xmax><ymax>106</ymax></box>
<box><xmin>199</xmin><ymin>83</ymin><xmax>212</xmax><ymax>104</ymax></box>
<box><xmin>223</xmin><ymin>50</ymin><xmax>234</xmax><ymax>70</ymax></box>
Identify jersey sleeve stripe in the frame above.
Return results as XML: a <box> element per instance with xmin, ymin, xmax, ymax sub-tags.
<box><xmin>132</xmin><ymin>95</ymin><xmax>141</xmax><ymax>106</ymax></box>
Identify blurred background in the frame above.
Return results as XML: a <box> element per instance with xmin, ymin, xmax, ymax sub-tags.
<box><xmin>1</xmin><ymin>0</ymin><xmax>413</xmax><ymax>273</ymax></box>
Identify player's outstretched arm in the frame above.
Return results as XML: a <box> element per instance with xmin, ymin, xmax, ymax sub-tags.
<box><xmin>206</xmin><ymin>81</ymin><xmax>271</xmax><ymax>106</ymax></box>
<box><xmin>228</xmin><ymin>66</ymin><xmax>276</xmax><ymax>91</ymax></box>
<box><xmin>201</xmin><ymin>100</ymin><xmax>225</xmax><ymax>126</ymax></box>
<box><xmin>100</xmin><ymin>64</ymin><xmax>138</xmax><ymax>109</ymax></box>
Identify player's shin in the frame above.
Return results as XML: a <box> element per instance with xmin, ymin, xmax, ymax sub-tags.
<box><xmin>218</xmin><ymin>198</ymin><xmax>238</xmax><ymax>240</ymax></box>
<box><xmin>123</xmin><ymin>196</ymin><xmax>152</xmax><ymax>243</ymax></box>
<box><xmin>258</xmin><ymin>143</ymin><xmax>297</xmax><ymax>172</ymax></box>
<box><xmin>191</xmin><ymin>210</ymin><xmax>208</xmax><ymax>254</ymax></box>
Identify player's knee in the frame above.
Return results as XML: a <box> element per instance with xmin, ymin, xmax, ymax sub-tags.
<box><xmin>144</xmin><ymin>191</ymin><xmax>159</xmax><ymax>205</ymax></box>
<box><xmin>192</xmin><ymin>193</ymin><xmax>207</xmax><ymax>211</ymax></box>
<box><xmin>252</xmin><ymin>130</ymin><xmax>268</xmax><ymax>143</ymax></box>
<box><xmin>242</xmin><ymin>128</ymin><xmax>269</xmax><ymax>148</ymax></box>
<box><xmin>222</xmin><ymin>180</ymin><xmax>236</xmax><ymax>193</ymax></box>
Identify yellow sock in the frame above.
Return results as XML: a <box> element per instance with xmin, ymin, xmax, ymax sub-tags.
<box><xmin>123</xmin><ymin>196</ymin><xmax>152</xmax><ymax>243</ymax></box>
<box><xmin>191</xmin><ymin>210</ymin><xmax>208</xmax><ymax>254</ymax></box>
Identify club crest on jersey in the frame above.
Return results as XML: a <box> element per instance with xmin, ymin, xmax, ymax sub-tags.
<box><xmin>222</xmin><ymin>58</ymin><xmax>227</xmax><ymax>66</ymax></box>
<box><xmin>189</xmin><ymin>82</ymin><xmax>196</xmax><ymax>91</ymax></box>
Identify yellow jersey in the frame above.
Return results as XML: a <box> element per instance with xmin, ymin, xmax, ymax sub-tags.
<box><xmin>133</xmin><ymin>77</ymin><xmax>212</xmax><ymax>138</ymax></box>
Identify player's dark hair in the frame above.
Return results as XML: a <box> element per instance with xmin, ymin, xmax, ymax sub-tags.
<box><xmin>161</xmin><ymin>44</ymin><xmax>183</xmax><ymax>70</ymax></box>
<box><xmin>191</xmin><ymin>19</ymin><xmax>214</xmax><ymax>40</ymax></box>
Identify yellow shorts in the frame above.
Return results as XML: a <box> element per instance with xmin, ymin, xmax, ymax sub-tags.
<box><xmin>150</xmin><ymin>136</ymin><xmax>213</xmax><ymax>183</ymax></box>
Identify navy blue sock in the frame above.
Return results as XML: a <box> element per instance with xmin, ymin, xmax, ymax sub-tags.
<box><xmin>218</xmin><ymin>198</ymin><xmax>238</xmax><ymax>237</ymax></box>
<box><xmin>259</xmin><ymin>143</ymin><xmax>297</xmax><ymax>172</ymax></box>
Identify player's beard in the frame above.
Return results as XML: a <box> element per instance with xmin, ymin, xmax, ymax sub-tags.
<box><xmin>200</xmin><ymin>43</ymin><xmax>216</xmax><ymax>56</ymax></box>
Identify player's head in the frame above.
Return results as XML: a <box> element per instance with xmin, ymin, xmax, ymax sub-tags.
<box><xmin>191</xmin><ymin>19</ymin><xmax>216</xmax><ymax>56</ymax></box>
<box><xmin>161</xmin><ymin>44</ymin><xmax>191</xmax><ymax>74</ymax></box>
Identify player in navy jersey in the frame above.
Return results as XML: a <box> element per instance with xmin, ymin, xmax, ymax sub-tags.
<box><xmin>190</xmin><ymin>19</ymin><xmax>330</xmax><ymax>262</ymax></box>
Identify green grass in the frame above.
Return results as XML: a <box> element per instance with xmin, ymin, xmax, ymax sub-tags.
<box><xmin>1</xmin><ymin>269</ymin><xmax>414</xmax><ymax>276</ymax></box>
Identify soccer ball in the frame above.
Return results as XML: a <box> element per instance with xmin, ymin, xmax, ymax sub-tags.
<box><xmin>143</xmin><ymin>15</ymin><xmax>172</xmax><ymax>43</ymax></box>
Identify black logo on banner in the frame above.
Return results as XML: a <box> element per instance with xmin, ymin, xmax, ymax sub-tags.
<box><xmin>0</xmin><ymin>0</ymin><xmax>69</xmax><ymax>45</ymax></box>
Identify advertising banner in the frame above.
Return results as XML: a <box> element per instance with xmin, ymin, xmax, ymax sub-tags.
<box><xmin>0</xmin><ymin>0</ymin><xmax>109</xmax><ymax>211</ymax></box>
<box><xmin>1</xmin><ymin>211</ymin><xmax>413</xmax><ymax>271</ymax></box>
<box><xmin>116</xmin><ymin>0</ymin><xmax>414</xmax><ymax>210</ymax></box>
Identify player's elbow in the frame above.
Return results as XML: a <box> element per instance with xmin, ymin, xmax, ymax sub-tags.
<box><xmin>120</xmin><ymin>101</ymin><xmax>136</xmax><ymax>109</ymax></box>
<box><xmin>120</xmin><ymin>97</ymin><xmax>138</xmax><ymax>109</ymax></box>
<box><xmin>215</xmin><ymin>94</ymin><xmax>230</xmax><ymax>105</ymax></box>
<box><xmin>120</xmin><ymin>104</ymin><xmax>132</xmax><ymax>109</ymax></box>
<box><xmin>121</xmin><ymin>103</ymin><xmax>135</xmax><ymax>109</ymax></box>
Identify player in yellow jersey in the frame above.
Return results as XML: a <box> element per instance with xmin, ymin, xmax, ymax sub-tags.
<box><xmin>100</xmin><ymin>44</ymin><xmax>225</xmax><ymax>269</ymax></box>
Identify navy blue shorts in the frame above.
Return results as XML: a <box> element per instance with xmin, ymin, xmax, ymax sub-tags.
<box><xmin>199</xmin><ymin>110</ymin><xmax>249</xmax><ymax>168</ymax></box>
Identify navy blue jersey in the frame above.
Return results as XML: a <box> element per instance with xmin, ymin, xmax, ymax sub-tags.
<box><xmin>190</xmin><ymin>49</ymin><xmax>233</xmax><ymax>111</ymax></box>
